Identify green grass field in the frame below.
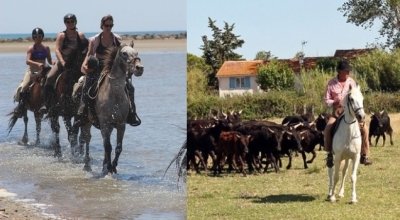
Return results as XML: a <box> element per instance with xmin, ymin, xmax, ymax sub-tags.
<box><xmin>187</xmin><ymin>114</ymin><xmax>400</xmax><ymax>220</ymax></box>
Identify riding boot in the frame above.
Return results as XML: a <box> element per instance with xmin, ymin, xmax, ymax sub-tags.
<box><xmin>39</xmin><ymin>85</ymin><xmax>54</xmax><ymax>114</ymax></box>
<box><xmin>326</xmin><ymin>151</ymin><xmax>334</xmax><ymax>168</ymax></box>
<box><xmin>126</xmin><ymin>81</ymin><xmax>140</xmax><ymax>126</ymax></box>
<box><xmin>360</xmin><ymin>154</ymin><xmax>373</xmax><ymax>165</ymax></box>
<box><xmin>74</xmin><ymin>73</ymin><xmax>97</xmax><ymax>127</ymax></box>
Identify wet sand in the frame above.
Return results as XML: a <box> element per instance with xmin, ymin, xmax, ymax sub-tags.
<box><xmin>0</xmin><ymin>189</ymin><xmax>51</xmax><ymax>220</ymax></box>
<box><xmin>0</xmin><ymin>38</ymin><xmax>186</xmax><ymax>54</ymax></box>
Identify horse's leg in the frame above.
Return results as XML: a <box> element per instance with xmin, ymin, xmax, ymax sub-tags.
<box><xmin>34</xmin><ymin>112</ymin><xmax>41</xmax><ymax>146</ymax></box>
<box><xmin>338</xmin><ymin>159</ymin><xmax>350</xmax><ymax>198</ymax></box>
<box><xmin>331</xmin><ymin>159</ymin><xmax>342</xmax><ymax>202</ymax></box>
<box><xmin>63</xmin><ymin>117</ymin><xmax>78</xmax><ymax>155</ymax></box>
<box><xmin>112</xmin><ymin>126</ymin><xmax>126</xmax><ymax>174</ymax></box>
<box><xmin>21</xmin><ymin>110</ymin><xmax>29</xmax><ymax>144</ymax></box>
<box><xmin>101</xmin><ymin>127</ymin><xmax>113</xmax><ymax>174</ymax></box>
<box><xmin>382</xmin><ymin>133</ymin><xmax>386</xmax><ymax>147</ymax></box>
<box><xmin>82</xmin><ymin>124</ymin><xmax>92</xmax><ymax>171</ymax></box>
<box><xmin>49</xmin><ymin>116</ymin><xmax>62</xmax><ymax>157</ymax></box>
<box><xmin>350</xmin><ymin>154</ymin><xmax>361</xmax><ymax>204</ymax></box>
<box><xmin>328</xmin><ymin>166</ymin><xmax>334</xmax><ymax>200</ymax></box>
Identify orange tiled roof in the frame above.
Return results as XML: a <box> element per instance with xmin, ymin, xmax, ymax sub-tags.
<box><xmin>216</xmin><ymin>60</ymin><xmax>264</xmax><ymax>77</ymax></box>
<box><xmin>334</xmin><ymin>49</ymin><xmax>373</xmax><ymax>59</ymax></box>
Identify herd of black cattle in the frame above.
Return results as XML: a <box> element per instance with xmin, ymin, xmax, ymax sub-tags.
<box><xmin>187</xmin><ymin>110</ymin><xmax>393</xmax><ymax>177</ymax></box>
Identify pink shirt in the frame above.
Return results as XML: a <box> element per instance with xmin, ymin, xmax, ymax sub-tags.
<box><xmin>324</xmin><ymin>76</ymin><xmax>357</xmax><ymax>108</ymax></box>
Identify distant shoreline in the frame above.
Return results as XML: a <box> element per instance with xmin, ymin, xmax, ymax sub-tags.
<box><xmin>0</xmin><ymin>38</ymin><xmax>186</xmax><ymax>54</ymax></box>
<box><xmin>0</xmin><ymin>32</ymin><xmax>187</xmax><ymax>42</ymax></box>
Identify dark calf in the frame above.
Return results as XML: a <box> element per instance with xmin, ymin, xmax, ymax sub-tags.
<box><xmin>214</xmin><ymin>131</ymin><xmax>250</xmax><ymax>176</ymax></box>
<box><xmin>369</xmin><ymin>110</ymin><xmax>393</xmax><ymax>147</ymax></box>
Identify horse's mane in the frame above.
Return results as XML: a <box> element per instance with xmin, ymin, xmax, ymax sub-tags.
<box><xmin>101</xmin><ymin>45</ymin><xmax>121</xmax><ymax>75</ymax></box>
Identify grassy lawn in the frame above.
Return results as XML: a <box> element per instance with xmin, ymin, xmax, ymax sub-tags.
<box><xmin>187</xmin><ymin>113</ymin><xmax>400</xmax><ymax>220</ymax></box>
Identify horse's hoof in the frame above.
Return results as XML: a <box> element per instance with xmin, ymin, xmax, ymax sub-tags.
<box><xmin>83</xmin><ymin>165</ymin><xmax>92</xmax><ymax>172</ymax></box>
<box><xmin>326</xmin><ymin>195</ymin><xmax>336</xmax><ymax>202</ymax></box>
<box><xmin>350</xmin><ymin>200</ymin><xmax>358</xmax><ymax>204</ymax></box>
<box><xmin>338</xmin><ymin>193</ymin><xmax>344</xmax><ymax>198</ymax></box>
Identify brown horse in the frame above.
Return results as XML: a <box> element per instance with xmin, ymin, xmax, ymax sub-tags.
<box><xmin>7</xmin><ymin>68</ymin><xmax>51</xmax><ymax>146</ymax></box>
<box><xmin>45</xmin><ymin>38</ymin><xmax>89</xmax><ymax>157</ymax></box>
<box><xmin>78</xmin><ymin>42</ymin><xmax>143</xmax><ymax>174</ymax></box>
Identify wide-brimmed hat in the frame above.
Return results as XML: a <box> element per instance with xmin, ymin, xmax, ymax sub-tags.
<box><xmin>337</xmin><ymin>60</ymin><xmax>352</xmax><ymax>72</ymax></box>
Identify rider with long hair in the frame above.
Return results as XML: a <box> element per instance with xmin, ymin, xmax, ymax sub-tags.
<box><xmin>15</xmin><ymin>27</ymin><xmax>55</xmax><ymax>116</ymax></box>
<box><xmin>39</xmin><ymin>13</ymin><xmax>86</xmax><ymax>114</ymax></box>
<box><xmin>73</xmin><ymin>14</ymin><xmax>139</xmax><ymax>127</ymax></box>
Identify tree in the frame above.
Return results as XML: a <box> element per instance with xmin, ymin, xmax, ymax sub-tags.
<box><xmin>338</xmin><ymin>0</ymin><xmax>400</xmax><ymax>48</ymax></box>
<box><xmin>200</xmin><ymin>17</ymin><xmax>245</xmax><ymax>89</ymax></box>
<box><xmin>254</xmin><ymin>50</ymin><xmax>276</xmax><ymax>61</ymax></box>
<box><xmin>256</xmin><ymin>60</ymin><xmax>295</xmax><ymax>91</ymax></box>
<box><xmin>294</xmin><ymin>51</ymin><xmax>305</xmax><ymax>59</ymax></box>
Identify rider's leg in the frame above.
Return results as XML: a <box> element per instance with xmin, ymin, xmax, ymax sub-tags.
<box><xmin>360</xmin><ymin>122</ymin><xmax>373</xmax><ymax>165</ymax></box>
<box><xmin>324</xmin><ymin>117</ymin><xmax>336</xmax><ymax>167</ymax></box>
<box><xmin>126</xmin><ymin>79</ymin><xmax>140</xmax><ymax>126</ymax></box>
<box><xmin>74</xmin><ymin>56</ymin><xmax>99</xmax><ymax>127</ymax></box>
<box><xmin>39</xmin><ymin>63</ymin><xmax>61</xmax><ymax>113</ymax></box>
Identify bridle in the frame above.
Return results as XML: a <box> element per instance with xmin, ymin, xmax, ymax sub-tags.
<box><xmin>344</xmin><ymin>93</ymin><xmax>363</xmax><ymax>124</ymax></box>
<box><xmin>108</xmin><ymin>45</ymin><xmax>139</xmax><ymax>79</ymax></box>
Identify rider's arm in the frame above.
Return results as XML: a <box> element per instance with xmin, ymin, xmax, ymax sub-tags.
<box><xmin>26</xmin><ymin>45</ymin><xmax>43</xmax><ymax>68</ymax></box>
<box><xmin>81</xmin><ymin>38</ymin><xmax>95</xmax><ymax>74</ymax></box>
<box><xmin>55</xmin><ymin>32</ymin><xmax>66</xmax><ymax>66</ymax></box>
<box><xmin>45</xmin><ymin>45</ymin><xmax>55</xmax><ymax>65</ymax></box>
<box><xmin>323</xmin><ymin>84</ymin><xmax>335</xmax><ymax>108</ymax></box>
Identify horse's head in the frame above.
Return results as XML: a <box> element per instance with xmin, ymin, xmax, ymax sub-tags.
<box><xmin>120</xmin><ymin>40</ymin><xmax>144</xmax><ymax>78</ymax></box>
<box><xmin>344</xmin><ymin>84</ymin><xmax>365</xmax><ymax>123</ymax></box>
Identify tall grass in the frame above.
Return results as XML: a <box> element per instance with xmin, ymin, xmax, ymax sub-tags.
<box><xmin>188</xmin><ymin>67</ymin><xmax>397</xmax><ymax>119</ymax></box>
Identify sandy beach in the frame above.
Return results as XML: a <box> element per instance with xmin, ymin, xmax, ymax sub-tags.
<box><xmin>0</xmin><ymin>189</ymin><xmax>51</xmax><ymax>219</ymax></box>
<box><xmin>0</xmin><ymin>38</ymin><xmax>186</xmax><ymax>54</ymax></box>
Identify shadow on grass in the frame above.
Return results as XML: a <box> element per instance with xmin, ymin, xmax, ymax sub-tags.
<box><xmin>242</xmin><ymin>194</ymin><xmax>316</xmax><ymax>203</ymax></box>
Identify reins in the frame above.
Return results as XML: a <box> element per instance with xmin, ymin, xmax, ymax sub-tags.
<box><xmin>343</xmin><ymin>93</ymin><xmax>363</xmax><ymax>125</ymax></box>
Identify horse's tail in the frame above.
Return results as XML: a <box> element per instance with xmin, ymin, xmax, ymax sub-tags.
<box><xmin>164</xmin><ymin>139</ymin><xmax>187</xmax><ymax>183</ymax></box>
<box><xmin>6</xmin><ymin>109</ymin><xmax>19</xmax><ymax>135</ymax></box>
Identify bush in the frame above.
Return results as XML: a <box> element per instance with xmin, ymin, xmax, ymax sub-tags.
<box><xmin>256</xmin><ymin>60</ymin><xmax>295</xmax><ymax>91</ymax></box>
<box><xmin>353</xmin><ymin>48</ymin><xmax>400</xmax><ymax>92</ymax></box>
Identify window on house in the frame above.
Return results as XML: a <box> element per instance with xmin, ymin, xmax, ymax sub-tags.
<box><xmin>236</xmin><ymin>78</ymin><xmax>245</xmax><ymax>88</ymax></box>
<box><xmin>229</xmin><ymin>77</ymin><xmax>250</xmax><ymax>89</ymax></box>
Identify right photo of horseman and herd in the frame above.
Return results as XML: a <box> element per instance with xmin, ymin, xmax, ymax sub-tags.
<box><xmin>187</xmin><ymin>1</ymin><xmax>400</xmax><ymax>219</ymax></box>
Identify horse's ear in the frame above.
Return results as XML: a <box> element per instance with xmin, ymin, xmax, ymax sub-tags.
<box><xmin>129</xmin><ymin>40</ymin><xmax>134</xmax><ymax>48</ymax></box>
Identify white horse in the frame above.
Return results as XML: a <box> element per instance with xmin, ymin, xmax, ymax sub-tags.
<box><xmin>327</xmin><ymin>85</ymin><xmax>366</xmax><ymax>204</ymax></box>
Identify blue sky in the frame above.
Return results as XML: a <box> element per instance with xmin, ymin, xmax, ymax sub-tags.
<box><xmin>0</xmin><ymin>0</ymin><xmax>186</xmax><ymax>34</ymax></box>
<box><xmin>188</xmin><ymin>1</ymin><xmax>385</xmax><ymax>60</ymax></box>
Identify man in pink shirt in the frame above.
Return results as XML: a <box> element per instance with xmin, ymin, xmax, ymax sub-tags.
<box><xmin>323</xmin><ymin>60</ymin><xmax>372</xmax><ymax>167</ymax></box>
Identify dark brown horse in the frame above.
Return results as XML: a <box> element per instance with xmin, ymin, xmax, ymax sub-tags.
<box><xmin>45</xmin><ymin>38</ymin><xmax>89</xmax><ymax>157</ymax></box>
<box><xmin>7</xmin><ymin>68</ymin><xmax>51</xmax><ymax>146</ymax></box>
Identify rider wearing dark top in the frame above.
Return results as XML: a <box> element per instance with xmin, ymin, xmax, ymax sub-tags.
<box><xmin>73</xmin><ymin>14</ymin><xmax>139</xmax><ymax>127</ymax></box>
<box><xmin>39</xmin><ymin>13</ymin><xmax>86</xmax><ymax>114</ymax></box>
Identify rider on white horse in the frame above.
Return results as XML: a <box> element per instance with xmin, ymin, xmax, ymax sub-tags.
<box><xmin>323</xmin><ymin>60</ymin><xmax>372</xmax><ymax>167</ymax></box>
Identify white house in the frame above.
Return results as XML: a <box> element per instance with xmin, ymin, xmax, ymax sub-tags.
<box><xmin>215</xmin><ymin>60</ymin><xmax>264</xmax><ymax>98</ymax></box>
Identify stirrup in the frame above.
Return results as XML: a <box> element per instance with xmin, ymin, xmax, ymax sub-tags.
<box><xmin>39</xmin><ymin>105</ymin><xmax>48</xmax><ymax>114</ymax></box>
<box><xmin>127</xmin><ymin>112</ymin><xmax>141</xmax><ymax>126</ymax></box>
